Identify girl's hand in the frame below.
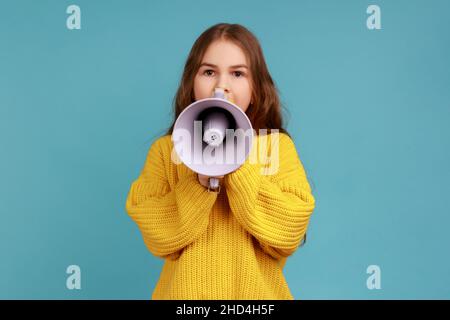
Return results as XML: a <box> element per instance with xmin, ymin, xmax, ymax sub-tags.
<box><xmin>197</xmin><ymin>173</ymin><xmax>224</xmax><ymax>188</ymax></box>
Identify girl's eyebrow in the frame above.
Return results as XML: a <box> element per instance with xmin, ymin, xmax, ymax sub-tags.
<box><xmin>200</xmin><ymin>62</ymin><xmax>248</xmax><ymax>69</ymax></box>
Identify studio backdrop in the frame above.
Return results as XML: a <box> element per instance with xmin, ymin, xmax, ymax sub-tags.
<box><xmin>1</xmin><ymin>0</ymin><xmax>449</xmax><ymax>299</ymax></box>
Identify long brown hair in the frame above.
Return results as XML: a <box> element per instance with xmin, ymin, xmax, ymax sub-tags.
<box><xmin>164</xmin><ymin>23</ymin><xmax>291</xmax><ymax>137</ymax></box>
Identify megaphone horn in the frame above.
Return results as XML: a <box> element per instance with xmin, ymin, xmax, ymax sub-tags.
<box><xmin>171</xmin><ymin>88</ymin><xmax>254</xmax><ymax>187</ymax></box>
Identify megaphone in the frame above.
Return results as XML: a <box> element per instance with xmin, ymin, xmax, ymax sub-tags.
<box><xmin>171</xmin><ymin>88</ymin><xmax>254</xmax><ymax>191</ymax></box>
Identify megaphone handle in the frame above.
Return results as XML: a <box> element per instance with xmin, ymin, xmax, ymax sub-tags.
<box><xmin>208</xmin><ymin>177</ymin><xmax>221</xmax><ymax>193</ymax></box>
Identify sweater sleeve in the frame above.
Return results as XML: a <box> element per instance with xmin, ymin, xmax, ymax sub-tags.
<box><xmin>224</xmin><ymin>133</ymin><xmax>316</xmax><ymax>260</ymax></box>
<box><xmin>125</xmin><ymin>137</ymin><xmax>218</xmax><ymax>260</ymax></box>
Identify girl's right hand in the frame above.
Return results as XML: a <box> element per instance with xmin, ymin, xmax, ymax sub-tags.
<box><xmin>197</xmin><ymin>173</ymin><xmax>224</xmax><ymax>188</ymax></box>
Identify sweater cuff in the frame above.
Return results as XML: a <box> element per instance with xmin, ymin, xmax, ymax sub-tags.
<box><xmin>224</xmin><ymin>158</ymin><xmax>262</xmax><ymax>195</ymax></box>
<box><xmin>175</xmin><ymin>173</ymin><xmax>218</xmax><ymax>206</ymax></box>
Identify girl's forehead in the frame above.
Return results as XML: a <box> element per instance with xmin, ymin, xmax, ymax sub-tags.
<box><xmin>201</xmin><ymin>41</ymin><xmax>250</xmax><ymax>67</ymax></box>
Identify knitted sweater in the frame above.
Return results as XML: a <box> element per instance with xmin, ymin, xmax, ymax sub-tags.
<box><xmin>125</xmin><ymin>132</ymin><xmax>316</xmax><ymax>300</ymax></box>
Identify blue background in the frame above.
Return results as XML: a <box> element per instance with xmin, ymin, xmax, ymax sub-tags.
<box><xmin>1</xmin><ymin>0</ymin><xmax>449</xmax><ymax>299</ymax></box>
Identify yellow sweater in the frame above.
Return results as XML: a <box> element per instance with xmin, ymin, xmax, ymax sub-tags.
<box><xmin>125</xmin><ymin>132</ymin><xmax>316</xmax><ymax>300</ymax></box>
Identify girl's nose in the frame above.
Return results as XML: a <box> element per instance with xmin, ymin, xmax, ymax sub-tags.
<box><xmin>214</xmin><ymin>85</ymin><xmax>229</xmax><ymax>93</ymax></box>
<box><xmin>213</xmin><ymin>87</ymin><xmax>234</xmax><ymax>103</ymax></box>
<box><xmin>217</xmin><ymin>76</ymin><xmax>230</xmax><ymax>92</ymax></box>
<box><xmin>212</xmin><ymin>86</ymin><xmax>230</xmax><ymax>97</ymax></box>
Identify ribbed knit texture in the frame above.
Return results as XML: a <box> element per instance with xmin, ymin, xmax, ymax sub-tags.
<box><xmin>125</xmin><ymin>132</ymin><xmax>316</xmax><ymax>300</ymax></box>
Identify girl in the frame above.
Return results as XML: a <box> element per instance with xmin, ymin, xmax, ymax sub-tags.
<box><xmin>125</xmin><ymin>23</ymin><xmax>316</xmax><ymax>300</ymax></box>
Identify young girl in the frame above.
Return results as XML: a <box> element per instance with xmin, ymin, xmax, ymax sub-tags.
<box><xmin>125</xmin><ymin>23</ymin><xmax>316</xmax><ymax>300</ymax></box>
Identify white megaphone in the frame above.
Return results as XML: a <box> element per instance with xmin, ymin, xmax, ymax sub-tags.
<box><xmin>171</xmin><ymin>88</ymin><xmax>254</xmax><ymax>191</ymax></box>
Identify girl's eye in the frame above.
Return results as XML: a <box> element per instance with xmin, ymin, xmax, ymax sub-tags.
<box><xmin>233</xmin><ymin>71</ymin><xmax>244</xmax><ymax>77</ymax></box>
<box><xmin>203</xmin><ymin>69</ymin><xmax>215</xmax><ymax>76</ymax></box>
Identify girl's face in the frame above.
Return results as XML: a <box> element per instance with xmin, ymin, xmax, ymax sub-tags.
<box><xmin>193</xmin><ymin>40</ymin><xmax>253</xmax><ymax>112</ymax></box>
